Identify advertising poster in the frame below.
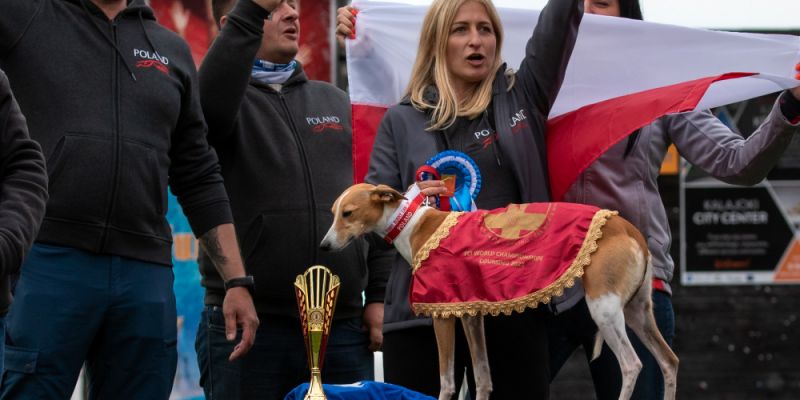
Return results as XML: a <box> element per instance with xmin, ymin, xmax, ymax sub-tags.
<box><xmin>681</xmin><ymin>95</ymin><xmax>800</xmax><ymax>285</ymax></box>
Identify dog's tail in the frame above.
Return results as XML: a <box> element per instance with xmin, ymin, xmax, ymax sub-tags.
<box><xmin>590</xmin><ymin>333</ymin><xmax>604</xmax><ymax>362</ymax></box>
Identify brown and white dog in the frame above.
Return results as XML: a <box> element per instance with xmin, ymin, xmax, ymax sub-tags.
<box><xmin>320</xmin><ymin>183</ymin><xmax>678</xmax><ymax>400</ymax></box>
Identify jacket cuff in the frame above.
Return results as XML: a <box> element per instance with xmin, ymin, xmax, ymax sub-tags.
<box><xmin>364</xmin><ymin>286</ymin><xmax>386</xmax><ymax>304</ymax></box>
<box><xmin>185</xmin><ymin>200</ymin><xmax>234</xmax><ymax>238</ymax></box>
<box><xmin>230</xmin><ymin>0</ymin><xmax>272</xmax><ymax>33</ymax></box>
<box><xmin>779</xmin><ymin>91</ymin><xmax>800</xmax><ymax>125</ymax></box>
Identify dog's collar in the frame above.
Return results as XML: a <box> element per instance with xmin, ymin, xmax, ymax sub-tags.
<box><xmin>383</xmin><ymin>185</ymin><xmax>425</xmax><ymax>244</ymax></box>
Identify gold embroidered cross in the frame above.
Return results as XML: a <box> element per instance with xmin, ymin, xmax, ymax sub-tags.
<box><xmin>483</xmin><ymin>204</ymin><xmax>546</xmax><ymax>239</ymax></box>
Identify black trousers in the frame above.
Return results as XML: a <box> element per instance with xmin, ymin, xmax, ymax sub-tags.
<box><xmin>382</xmin><ymin>308</ymin><xmax>550</xmax><ymax>399</ymax></box>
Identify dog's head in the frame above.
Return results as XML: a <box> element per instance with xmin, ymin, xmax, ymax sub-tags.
<box><xmin>320</xmin><ymin>183</ymin><xmax>405</xmax><ymax>251</ymax></box>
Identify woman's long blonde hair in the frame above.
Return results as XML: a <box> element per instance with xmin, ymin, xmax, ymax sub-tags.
<box><xmin>405</xmin><ymin>0</ymin><xmax>504</xmax><ymax>131</ymax></box>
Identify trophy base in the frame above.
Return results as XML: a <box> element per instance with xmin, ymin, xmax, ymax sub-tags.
<box><xmin>303</xmin><ymin>386</ymin><xmax>327</xmax><ymax>400</ymax></box>
<box><xmin>304</xmin><ymin>372</ymin><xmax>326</xmax><ymax>400</ymax></box>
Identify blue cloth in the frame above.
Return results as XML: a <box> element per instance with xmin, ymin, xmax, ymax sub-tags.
<box><xmin>167</xmin><ymin>190</ymin><xmax>205</xmax><ymax>399</ymax></box>
<box><xmin>196</xmin><ymin>308</ymin><xmax>374</xmax><ymax>400</ymax></box>
<box><xmin>284</xmin><ymin>381</ymin><xmax>436</xmax><ymax>400</ymax></box>
<box><xmin>251</xmin><ymin>59</ymin><xmax>297</xmax><ymax>84</ymax></box>
<box><xmin>548</xmin><ymin>290</ymin><xmax>675</xmax><ymax>400</ymax></box>
<box><xmin>1</xmin><ymin>244</ymin><xmax>177</xmax><ymax>399</ymax></box>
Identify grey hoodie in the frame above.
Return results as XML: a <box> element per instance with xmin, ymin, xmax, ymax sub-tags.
<box><xmin>562</xmin><ymin>97</ymin><xmax>799</xmax><ymax>301</ymax></box>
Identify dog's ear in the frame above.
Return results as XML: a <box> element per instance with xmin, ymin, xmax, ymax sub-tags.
<box><xmin>370</xmin><ymin>185</ymin><xmax>405</xmax><ymax>203</ymax></box>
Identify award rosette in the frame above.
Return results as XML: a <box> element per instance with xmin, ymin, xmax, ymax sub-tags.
<box><xmin>416</xmin><ymin>150</ymin><xmax>481</xmax><ymax>212</ymax></box>
<box><xmin>294</xmin><ymin>266</ymin><xmax>341</xmax><ymax>400</ymax></box>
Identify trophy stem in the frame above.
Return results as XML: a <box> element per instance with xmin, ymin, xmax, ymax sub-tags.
<box><xmin>296</xmin><ymin>266</ymin><xmax>340</xmax><ymax>400</ymax></box>
<box><xmin>304</xmin><ymin>368</ymin><xmax>326</xmax><ymax>400</ymax></box>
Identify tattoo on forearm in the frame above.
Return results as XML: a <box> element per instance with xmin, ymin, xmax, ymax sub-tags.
<box><xmin>201</xmin><ymin>227</ymin><xmax>229</xmax><ymax>267</ymax></box>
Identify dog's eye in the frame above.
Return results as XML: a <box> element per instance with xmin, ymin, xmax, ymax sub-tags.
<box><xmin>342</xmin><ymin>210</ymin><xmax>353</xmax><ymax>218</ymax></box>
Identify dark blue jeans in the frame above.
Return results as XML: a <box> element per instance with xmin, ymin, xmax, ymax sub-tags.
<box><xmin>1</xmin><ymin>243</ymin><xmax>177</xmax><ymax>400</ymax></box>
<box><xmin>195</xmin><ymin>307</ymin><xmax>374</xmax><ymax>400</ymax></box>
<box><xmin>548</xmin><ymin>290</ymin><xmax>675</xmax><ymax>400</ymax></box>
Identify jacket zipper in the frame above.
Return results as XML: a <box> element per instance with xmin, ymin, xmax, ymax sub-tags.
<box><xmin>100</xmin><ymin>18</ymin><xmax>123</xmax><ymax>250</ymax></box>
<box><xmin>278</xmin><ymin>92</ymin><xmax>318</xmax><ymax>262</ymax></box>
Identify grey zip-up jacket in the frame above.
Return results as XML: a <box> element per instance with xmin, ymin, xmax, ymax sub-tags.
<box><xmin>367</xmin><ymin>0</ymin><xmax>583</xmax><ymax>333</ymax></box>
<box><xmin>560</xmin><ymin>97</ymin><xmax>799</xmax><ymax>304</ymax></box>
<box><xmin>198</xmin><ymin>0</ymin><xmax>392</xmax><ymax>318</ymax></box>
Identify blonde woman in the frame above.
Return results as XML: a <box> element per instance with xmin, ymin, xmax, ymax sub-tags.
<box><xmin>339</xmin><ymin>0</ymin><xmax>583</xmax><ymax>396</ymax></box>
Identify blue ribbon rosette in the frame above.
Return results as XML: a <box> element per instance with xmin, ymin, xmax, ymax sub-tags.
<box><xmin>416</xmin><ymin>150</ymin><xmax>481</xmax><ymax>212</ymax></box>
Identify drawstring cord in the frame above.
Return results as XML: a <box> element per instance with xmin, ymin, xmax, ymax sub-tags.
<box><xmin>138</xmin><ymin>10</ymin><xmax>160</xmax><ymax>62</ymax></box>
<box><xmin>79</xmin><ymin>0</ymin><xmax>137</xmax><ymax>81</ymax></box>
<box><xmin>485</xmin><ymin>109</ymin><xmax>502</xmax><ymax>167</ymax></box>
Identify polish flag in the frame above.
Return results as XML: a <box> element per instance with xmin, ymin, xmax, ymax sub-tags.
<box><xmin>347</xmin><ymin>0</ymin><xmax>799</xmax><ymax>200</ymax></box>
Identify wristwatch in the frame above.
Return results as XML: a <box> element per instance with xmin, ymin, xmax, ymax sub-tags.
<box><xmin>224</xmin><ymin>276</ymin><xmax>255</xmax><ymax>293</ymax></box>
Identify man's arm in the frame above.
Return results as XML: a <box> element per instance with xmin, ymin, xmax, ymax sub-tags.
<box><xmin>170</xmin><ymin>38</ymin><xmax>259</xmax><ymax>361</ymax></box>
<box><xmin>198</xmin><ymin>224</ymin><xmax>259</xmax><ymax>361</ymax></box>
<box><xmin>0</xmin><ymin>70</ymin><xmax>48</xmax><ymax>279</ymax></box>
<box><xmin>362</xmin><ymin>234</ymin><xmax>394</xmax><ymax>351</ymax></box>
<box><xmin>199</xmin><ymin>0</ymin><xmax>281</xmax><ymax>145</ymax></box>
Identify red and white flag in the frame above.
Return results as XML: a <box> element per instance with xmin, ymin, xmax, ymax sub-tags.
<box><xmin>347</xmin><ymin>0</ymin><xmax>800</xmax><ymax>200</ymax></box>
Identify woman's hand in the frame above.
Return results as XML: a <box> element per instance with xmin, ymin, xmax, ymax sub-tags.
<box><xmin>336</xmin><ymin>6</ymin><xmax>358</xmax><ymax>46</ymax></box>
<box><xmin>791</xmin><ymin>63</ymin><xmax>800</xmax><ymax>101</ymax></box>
<box><xmin>415</xmin><ymin>180</ymin><xmax>448</xmax><ymax>208</ymax></box>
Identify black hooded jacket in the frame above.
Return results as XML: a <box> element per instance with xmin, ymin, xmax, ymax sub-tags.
<box><xmin>197</xmin><ymin>0</ymin><xmax>392</xmax><ymax>319</ymax></box>
<box><xmin>0</xmin><ymin>0</ymin><xmax>232</xmax><ymax>265</ymax></box>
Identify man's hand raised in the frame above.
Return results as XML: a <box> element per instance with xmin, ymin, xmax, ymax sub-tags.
<box><xmin>253</xmin><ymin>0</ymin><xmax>284</xmax><ymax>14</ymax></box>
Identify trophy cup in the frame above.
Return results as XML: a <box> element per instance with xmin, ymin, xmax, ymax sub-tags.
<box><xmin>294</xmin><ymin>265</ymin><xmax>340</xmax><ymax>400</ymax></box>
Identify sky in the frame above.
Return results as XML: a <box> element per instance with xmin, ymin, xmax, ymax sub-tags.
<box><xmin>635</xmin><ymin>0</ymin><xmax>800</xmax><ymax>30</ymax></box>
<box><xmin>371</xmin><ymin>0</ymin><xmax>800</xmax><ymax>30</ymax></box>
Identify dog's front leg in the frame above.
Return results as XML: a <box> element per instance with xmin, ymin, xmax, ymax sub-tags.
<box><xmin>461</xmin><ymin>314</ymin><xmax>492</xmax><ymax>400</ymax></box>
<box><xmin>433</xmin><ymin>317</ymin><xmax>457</xmax><ymax>400</ymax></box>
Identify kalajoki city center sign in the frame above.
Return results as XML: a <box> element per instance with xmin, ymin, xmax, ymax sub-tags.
<box><xmin>681</xmin><ymin>96</ymin><xmax>800</xmax><ymax>285</ymax></box>
<box><xmin>682</xmin><ymin>186</ymin><xmax>797</xmax><ymax>284</ymax></box>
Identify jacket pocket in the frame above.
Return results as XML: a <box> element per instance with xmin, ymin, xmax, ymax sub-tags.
<box><xmin>112</xmin><ymin>138</ymin><xmax>169</xmax><ymax>238</ymax></box>
<box><xmin>243</xmin><ymin>211</ymin><xmax>313</xmax><ymax>301</ymax></box>
<box><xmin>45</xmin><ymin>134</ymin><xmax>113</xmax><ymax>225</ymax></box>
<box><xmin>239</xmin><ymin>214</ymin><xmax>264</xmax><ymax>262</ymax></box>
<box><xmin>3</xmin><ymin>345</ymin><xmax>38</xmax><ymax>374</ymax></box>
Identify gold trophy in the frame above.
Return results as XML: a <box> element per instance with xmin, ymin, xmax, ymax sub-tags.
<box><xmin>294</xmin><ymin>265</ymin><xmax>340</xmax><ymax>400</ymax></box>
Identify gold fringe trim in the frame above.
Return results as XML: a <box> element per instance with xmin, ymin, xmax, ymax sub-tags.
<box><xmin>413</xmin><ymin>209</ymin><xmax>619</xmax><ymax>318</ymax></box>
<box><xmin>412</xmin><ymin>212</ymin><xmax>463</xmax><ymax>274</ymax></box>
